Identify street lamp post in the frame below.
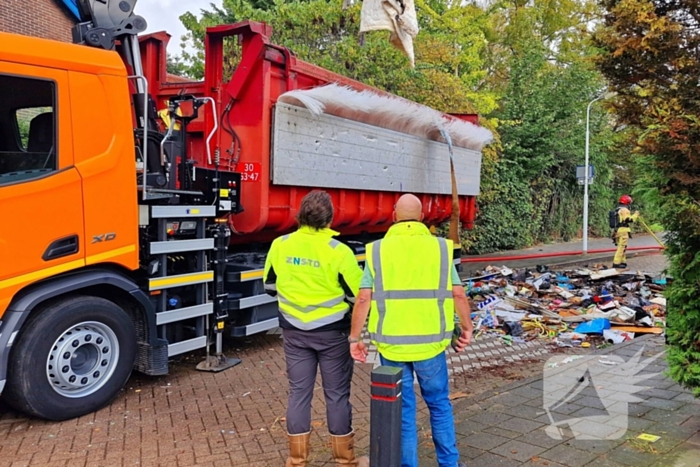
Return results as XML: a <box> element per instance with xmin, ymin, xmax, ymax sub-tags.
<box><xmin>583</xmin><ymin>91</ymin><xmax>616</xmax><ymax>254</ymax></box>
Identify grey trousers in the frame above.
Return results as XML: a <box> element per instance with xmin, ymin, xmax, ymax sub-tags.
<box><xmin>282</xmin><ymin>328</ymin><xmax>354</xmax><ymax>435</ymax></box>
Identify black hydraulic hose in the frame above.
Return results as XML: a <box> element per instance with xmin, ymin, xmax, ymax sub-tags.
<box><xmin>221</xmin><ymin>100</ymin><xmax>242</xmax><ymax>169</ymax></box>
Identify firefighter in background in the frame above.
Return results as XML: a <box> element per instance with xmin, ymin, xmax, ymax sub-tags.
<box><xmin>263</xmin><ymin>190</ymin><xmax>368</xmax><ymax>467</ymax></box>
<box><xmin>612</xmin><ymin>194</ymin><xmax>639</xmax><ymax>268</ymax></box>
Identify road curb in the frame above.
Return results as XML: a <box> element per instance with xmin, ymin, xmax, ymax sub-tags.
<box><xmin>542</xmin><ymin>249</ymin><xmax>664</xmax><ymax>270</ymax></box>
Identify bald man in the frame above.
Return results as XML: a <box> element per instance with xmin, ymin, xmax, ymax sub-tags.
<box><xmin>396</xmin><ymin>193</ymin><xmax>423</xmax><ymax>220</ymax></box>
<box><xmin>348</xmin><ymin>194</ymin><xmax>472</xmax><ymax>467</ymax></box>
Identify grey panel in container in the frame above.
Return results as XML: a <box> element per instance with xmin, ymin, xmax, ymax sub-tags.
<box><xmin>271</xmin><ymin>103</ymin><xmax>481</xmax><ymax>196</ymax></box>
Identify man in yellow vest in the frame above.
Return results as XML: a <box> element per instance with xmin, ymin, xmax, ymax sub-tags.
<box><xmin>348</xmin><ymin>194</ymin><xmax>473</xmax><ymax>467</ymax></box>
<box><xmin>263</xmin><ymin>190</ymin><xmax>368</xmax><ymax>467</ymax></box>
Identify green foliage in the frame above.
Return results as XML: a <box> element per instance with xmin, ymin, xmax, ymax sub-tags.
<box><xmin>14</xmin><ymin>107</ymin><xmax>48</xmax><ymax>149</ymax></box>
<box><xmin>166</xmin><ymin>53</ymin><xmax>190</xmax><ymax>78</ymax></box>
<box><xmin>178</xmin><ymin>0</ymin><xmax>497</xmax><ymax>114</ymax></box>
<box><xmin>464</xmin><ymin>159</ymin><xmax>537</xmax><ymax>252</ymax></box>
<box><xmin>16</xmin><ymin>118</ymin><xmax>29</xmax><ymax>149</ymax></box>
<box><xmin>463</xmin><ymin>14</ymin><xmax>618</xmax><ymax>253</ymax></box>
<box><xmin>595</xmin><ymin>0</ymin><xmax>700</xmax><ymax>393</ymax></box>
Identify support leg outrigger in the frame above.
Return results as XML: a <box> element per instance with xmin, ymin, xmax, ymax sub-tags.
<box><xmin>197</xmin><ymin>318</ymin><xmax>241</xmax><ymax>372</ymax></box>
<box><xmin>198</xmin><ymin>220</ymin><xmax>241</xmax><ymax>372</ymax></box>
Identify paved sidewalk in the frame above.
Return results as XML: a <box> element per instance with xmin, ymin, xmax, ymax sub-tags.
<box><xmin>417</xmin><ymin>335</ymin><xmax>700</xmax><ymax>467</ymax></box>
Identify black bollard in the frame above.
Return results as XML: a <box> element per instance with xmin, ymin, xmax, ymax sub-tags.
<box><xmin>370</xmin><ymin>366</ymin><xmax>403</xmax><ymax>467</ymax></box>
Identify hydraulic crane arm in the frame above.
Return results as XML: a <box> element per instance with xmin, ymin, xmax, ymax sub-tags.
<box><xmin>70</xmin><ymin>0</ymin><xmax>147</xmax><ymax>50</ymax></box>
<box><xmin>59</xmin><ymin>0</ymin><xmax>156</xmax><ymax>186</ymax></box>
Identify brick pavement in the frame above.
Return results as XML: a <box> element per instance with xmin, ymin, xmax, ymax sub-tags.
<box><xmin>0</xmin><ymin>327</ymin><xmax>567</xmax><ymax>466</ymax></box>
<box><xmin>417</xmin><ymin>335</ymin><xmax>700</xmax><ymax>467</ymax></box>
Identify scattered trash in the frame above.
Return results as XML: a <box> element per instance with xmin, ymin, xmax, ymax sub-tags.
<box><xmin>575</xmin><ymin>319</ymin><xmax>611</xmax><ymax>334</ymax></box>
<box><xmin>503</xmin><ymin>321</ymin><xmax>523</xmax><ymax>337</ymax></box>
<box><xmin>548</xmin><ymin>355</ymin><xmax>585</xmax><ymax>368</ymax></box>
<box><xmin>603</xmin><ymin>329</ymin><xmax>634</xmax><ymax>344</ymax></box>
<box><xmin>464</xmin><ymin>263</ymin><xmax>668</xmax><ymax>349</ymax></box>
<box><xmin>561</xmin><ymin>356</ymin><xmax>585</xmax><ymax>364</ymax></box>
<box><xmin>598</xmin><ymin>359</ymin><xmax>619</xmax><ymax>366</ymax></box>
<box><xmin>448</xmin><ymin>391</ymin><xmax>470</xmax><ymax>401</ymax></box>
<box><xmin>637</xmin><ymin>433</ymin><xmax>661</xmax><ymax>442</ymax></box>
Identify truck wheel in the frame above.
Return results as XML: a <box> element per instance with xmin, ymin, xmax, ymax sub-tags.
<box><xmin>3</xmin><ymin>296</ymin><xmax>136</xmax><ymax>421</ymax></box>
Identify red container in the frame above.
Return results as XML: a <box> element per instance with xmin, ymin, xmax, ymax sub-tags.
<box><xmin>139</xmin><ymin>21</ymin><xmax>479</xmax><ymax>244</ymax></box>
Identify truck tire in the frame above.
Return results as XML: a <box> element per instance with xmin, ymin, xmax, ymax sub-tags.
<box><xmin>3</xmin><ymin>296</ymin><xmax>137</xmax><ymax>421</ymax></box>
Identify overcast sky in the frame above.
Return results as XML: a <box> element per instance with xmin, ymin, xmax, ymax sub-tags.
<box><xmin>138</xmin><ymin>0</ymin><xmax>222</xmax><ymax>55</ymax></box>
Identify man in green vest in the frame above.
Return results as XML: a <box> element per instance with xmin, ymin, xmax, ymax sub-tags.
<box><xmin>264</xmin><ymin>190</ymin><xmax>368</xmax><ymax>467</ymax></box>
<box><xmin>348</xmin><ymin>193</ymin><xmax>473</xmax><ymax>467</ymax></box>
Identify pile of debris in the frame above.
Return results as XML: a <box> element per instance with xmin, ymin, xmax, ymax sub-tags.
<box><xmin>465</xmin><ymin>264</ymin><xmax>668</xmax><ymax>349</ymax></box>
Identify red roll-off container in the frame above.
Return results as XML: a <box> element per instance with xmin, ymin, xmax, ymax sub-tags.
<box><xmin>138</xmin><ymin>21</ymin><xmax>479</xmax><ymax>245</ymax></box>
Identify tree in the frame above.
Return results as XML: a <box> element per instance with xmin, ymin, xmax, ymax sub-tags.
<box><xmin>459</xmin><ymin>0</ymin><xmax>621</xmax><ymax>253</ymax></box>
<box><xmin>178</xmin><ymin>0</ymin><xmax>497</xmax><ymax>114</ymax></box>
<box><xmin>481</xmin><ymin>0</ymin><xmax>599</xmax><ymax>93</ymax></box>
<box><xmin>595</xmin><ymin>0</ymin><xmax>700</xmax><ymax>394</ymax></box>
<box><xmin>461</xmin><ymin>37</ymin><xmax>616</xmax><ymax>253</ymax></box>
<box><xmin>166</xmin><ymin>53</ymin><xmax>190</xmax><ymax>77</ymax></box>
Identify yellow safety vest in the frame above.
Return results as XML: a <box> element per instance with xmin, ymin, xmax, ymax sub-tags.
<box><xmin>366</xmin><ymin>221</ymin><xmax>455</xmax><ymax>362</ymax></box>
<box><xmin>264</xmin><ymin>226</ymin><xmax>360</xmax><ymax>330</ymax></box>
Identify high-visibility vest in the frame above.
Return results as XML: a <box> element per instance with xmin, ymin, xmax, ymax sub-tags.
<box><xmin>366</xmin><ymin>221</ymin><xmax>455</xmax><ymax>362</ymax></box>
<box><xmin>264</xmin><ymin>226</ymin><xmax>358</xmax><ymax>330</ymax></box>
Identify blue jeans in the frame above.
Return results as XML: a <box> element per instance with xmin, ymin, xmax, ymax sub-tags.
<box><xmin>379</xmin><ymin>352</ymin><xmax>459</xmax><ymax>467</ymax></box>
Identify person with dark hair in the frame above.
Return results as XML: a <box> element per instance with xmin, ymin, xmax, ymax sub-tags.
<box><xmin>263</xmin><ymin>190</ymin><xmax>368</xmax><ymax>467</ymax></box>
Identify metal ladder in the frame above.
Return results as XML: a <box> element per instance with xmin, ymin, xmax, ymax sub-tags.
<box><xmin>146</xmin><ymin>205</ymin><xmax>216</xmax><ymax>357</ymax></box>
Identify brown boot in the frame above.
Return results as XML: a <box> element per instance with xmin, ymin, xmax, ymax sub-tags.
<box><xmin>330</xmin><ymin>431</ymin><xmax>369</xmax><ymax>467</ymax></box>
<box><xmin>285</xmin><ymin>432</ymin><xmax>311</xmax><ymax>467</ymax></box>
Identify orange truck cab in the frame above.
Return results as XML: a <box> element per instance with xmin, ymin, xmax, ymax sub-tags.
<box><xmin>0</xmin><ymin>0</ymin><xmax>487</xmax><ymax>421</ymax></box>
<box><xmin>0</xmin><ymin>32</ymin><xmax>153</xmax><ymax>419</ymax></box>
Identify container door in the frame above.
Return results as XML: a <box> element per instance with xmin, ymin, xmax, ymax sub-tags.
<box><xmin>0</xmin><ymin>63</ymin><xmax>84</xmax><ymax>314</ymax></box>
